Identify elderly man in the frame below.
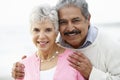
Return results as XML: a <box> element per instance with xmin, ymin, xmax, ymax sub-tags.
<box><xmin>12</xmin><ymin>0</ymin><xmax>120</xmax><ymax>80</ymax></box>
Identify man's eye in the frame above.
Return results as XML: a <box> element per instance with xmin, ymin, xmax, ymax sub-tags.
<box><xmin>59</xmin><ymin>20</ymin><xmax>67</xmax><ymax>25</ymax></box>
<box><xmin>72</xmin><ymin>19</ymin><xmax>80</xmax><ymax>23</ymax></box>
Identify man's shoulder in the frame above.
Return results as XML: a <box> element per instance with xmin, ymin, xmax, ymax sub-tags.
<box><xmin>95</xmin><ymin>28</ymin><xmax>118</xmax><ymax>47</ymax></box>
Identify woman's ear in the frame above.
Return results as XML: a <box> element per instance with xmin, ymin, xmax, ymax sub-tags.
<box><xmin>88</xmin><ymin>14</ymin><xmax>91</xmax><ymax>22</ymax></box>
<box><xmin>55</xmin><ymin>32</ymin><xmax>60</xmax><ymax>43</ymax></box>
<box><xmin>56</xmin><ymin>31</ymin><xmax>59</xmax><ymax>37</ymax></box>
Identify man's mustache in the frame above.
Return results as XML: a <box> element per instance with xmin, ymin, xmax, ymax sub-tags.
<box><xmin>64</xmin><ymin>30</ymin><xmax>81</xmax><ymax>35</ymax></box>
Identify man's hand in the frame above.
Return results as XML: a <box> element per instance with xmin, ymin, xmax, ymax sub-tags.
<box><xmin>12</xmin><ymin>62</ymin><xmax>25</xmax><ymax>79</ymax></box>
<box><xmin>68</xmin><ymin>51</ymin><xmax>92</xmax><ymax>80</ymax></box>
<box><xmin>12</xmin><ymin>55</ymin><xmax>26</xmax><ymax>79</ymax></box>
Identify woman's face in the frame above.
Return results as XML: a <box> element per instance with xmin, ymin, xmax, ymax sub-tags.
<box><xmin>31</xmin><ymin>19</ymin><xmax>57</xmax><ymax>51</ymax></box>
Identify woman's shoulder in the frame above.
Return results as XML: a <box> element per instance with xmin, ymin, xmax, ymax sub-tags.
<box><xmin>20</xmin><ymin>53</ymin><xmax>38</xmax><ymax>64</ymax></box>
<box><xmin>58</xmin><ymin>48</ymin><xmax>74</xmax><ymax>59</ymax></box>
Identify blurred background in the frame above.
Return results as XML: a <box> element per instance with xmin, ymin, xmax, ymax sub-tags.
<box><xmin>0</xmin><ymin>0</ymin><xmax>120</xmax><ymax>79</ymax></box>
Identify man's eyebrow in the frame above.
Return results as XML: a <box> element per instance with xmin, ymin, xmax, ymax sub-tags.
<box><xmin>72</xmin><ymin>17</ymin><xmax>81</xmax><ymax>20</ymax></box>
<box><xmin>59</xmin><ymin>18</ymin><xmax>66</xmax><ymax>21</ymax></box>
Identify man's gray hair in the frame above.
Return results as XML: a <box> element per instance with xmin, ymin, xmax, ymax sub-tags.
<box><xmin>55</xmin><ymin>0</ymin><xmax>90</xmax><ymax>19</ymax></box>
<box><xmin>30</xmin><ymin>5</ymin><xmax>59</xmax><ymax>33</ymax></box>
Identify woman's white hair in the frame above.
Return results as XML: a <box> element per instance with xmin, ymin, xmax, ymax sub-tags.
<box><xmin>30</xmin><ymin>5</ymin><xmax>59</xmax><ymax>33</ymax></box>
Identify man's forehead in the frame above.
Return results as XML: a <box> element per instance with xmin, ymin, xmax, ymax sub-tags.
<box><xmin>59</xmin><ymin>17</ymin><xmax>81</xmax><ymax>21</ymax></box>
<box><xmin>58</xmin><ymin>7</ymin><xmax>82</xmax><ymax>18</ymax></box>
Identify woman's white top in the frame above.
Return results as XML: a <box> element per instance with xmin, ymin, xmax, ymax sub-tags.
<box><xmin>40</xmin><ymin>66</ymin><xmax>56</xmax><ymax>80</ymax></box>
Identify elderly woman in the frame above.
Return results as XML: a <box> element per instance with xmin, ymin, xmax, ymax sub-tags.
<box><xmin>14</xmin><ymin>5</ymin><xmax>84</xmax><ymax>80</ymax></box>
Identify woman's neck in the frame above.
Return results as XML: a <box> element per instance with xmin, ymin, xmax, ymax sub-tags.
<box><xmin>37</xmin><ymin>44</ymin><xmax>58</xmax><ymax>61</ymax></box>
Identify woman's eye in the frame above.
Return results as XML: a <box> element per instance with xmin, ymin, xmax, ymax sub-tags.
<box><xmin>46</xmin><ymin>28</ymin><xmax>52</xmax><ymax>32</ymax></box>
<box><xmin>33</xmin><ymin>28</ymin><xmax>39</xmax><ymax>32</ymax></box>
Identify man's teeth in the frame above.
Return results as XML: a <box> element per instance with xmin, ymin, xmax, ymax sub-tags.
<box><xmin>68</xmin><ymin>33</ymin><xmax>76</xmax><ymax>36</ymax></box>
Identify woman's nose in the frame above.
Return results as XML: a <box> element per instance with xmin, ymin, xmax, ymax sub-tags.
<box><xmin>38</xmin><ymin>32</ymin><xmax>46</xmax><ymax>39</ymax></box>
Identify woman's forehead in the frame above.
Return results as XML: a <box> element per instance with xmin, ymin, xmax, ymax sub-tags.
<box><xmin>32</xmin><ymin>20</ymin><xmax>54</xmax><ymax>28</ymax></box>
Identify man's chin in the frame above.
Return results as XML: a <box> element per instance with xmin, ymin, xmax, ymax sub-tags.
<box><xmin>66</xmin><ymin>41</ymin><xmax>80</xmax><ymax>48</ymax></box>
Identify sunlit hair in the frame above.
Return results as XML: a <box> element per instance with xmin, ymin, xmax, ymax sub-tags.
<box><xmin>55</xmin><ymin>0</ymin><xmax>90</xmax><ymax>19</ymax></box>
<box><xmin>30</xmin><ymin>5</ymin><xmax>59</xmax><ymax>33</ymax></box>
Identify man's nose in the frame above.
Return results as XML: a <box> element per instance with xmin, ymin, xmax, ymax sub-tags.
<box><xmin>66</xmin><ymin>22</ymin><xmax>74</xmax><ymax>31</ymax></box>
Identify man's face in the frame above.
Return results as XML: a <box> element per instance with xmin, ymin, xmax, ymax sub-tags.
<box><xmin>58</xmin><ymin>6</ymin><xmax>90</xmax><ymax>48</ymax></box>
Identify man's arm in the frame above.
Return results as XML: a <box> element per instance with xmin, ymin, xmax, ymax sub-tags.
<box><xmin>67</xmin><ymin>52</ymin><xmax>92</xmax><ymax>80</ymax></box>
<box><xmin>68</xmin><ymin>50</ymin><xmax>120</xmax><ymax>80</ymax></box>
<box><xmin>12</xmin><ymin>56</ymin><xmax>26</xmax><ymax>79</ymax></box>
<box><xmin>12</xmin><ymin>62</ymin><xmax>25</xmax><ymax>79</ymax></box>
